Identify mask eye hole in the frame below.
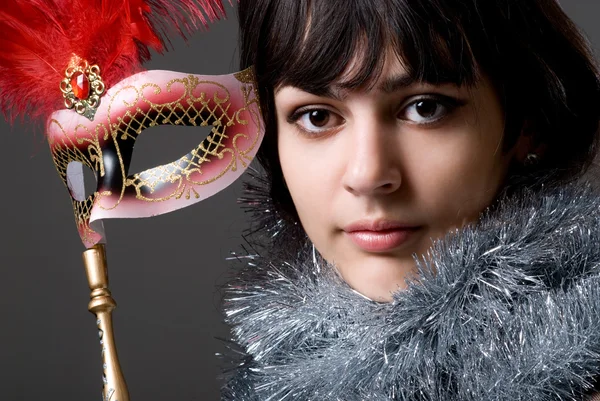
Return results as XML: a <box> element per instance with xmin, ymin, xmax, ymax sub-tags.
<box><xmin>128</xmin><ymin>125</ymin><xmax>213</xmax><ymax>176</ymax></box>
<box><xmin>66</xmin><ymin>161</ymin><xmax>97</xmax><ymax>201</ymax></box>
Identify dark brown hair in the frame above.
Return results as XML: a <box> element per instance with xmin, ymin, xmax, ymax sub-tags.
<box><xmin>238</xmin><ymin>0</ymin><xmax>600</xmax><ymax>223</ymax></box>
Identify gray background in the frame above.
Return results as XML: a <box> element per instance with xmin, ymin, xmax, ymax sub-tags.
<box><xmin>0</xmin><ymin>1</ymin><xmax>598</xmax><ymax>400</ymax></box>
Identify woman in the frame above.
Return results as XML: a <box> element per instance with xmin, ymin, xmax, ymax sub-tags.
<box><xmin>222</xmin><ymin>0</ymin><xmax>600</xmax><ymax>399</ymax></box>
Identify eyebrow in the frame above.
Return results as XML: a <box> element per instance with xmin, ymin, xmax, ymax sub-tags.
<box><xmin>378</xmin><ymin>74</ymin><xmax>419</xmax><ymax>94</ymax></box>
<box><xmin>305</xmin><ymin>73</ymin><xmax>421</xmax><ymax>101</ymax></box>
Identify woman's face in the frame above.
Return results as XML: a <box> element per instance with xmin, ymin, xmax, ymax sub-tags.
<box><xmin>275</xmin><ymin>53</ymin><xmax>516</xmax><ymax>302</ymax></box>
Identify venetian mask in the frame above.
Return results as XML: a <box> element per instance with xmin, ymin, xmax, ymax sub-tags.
<box><xmin>48</xmin><ymin>65</ymin><xmax>262</xmax><ymax>247</ymax></box>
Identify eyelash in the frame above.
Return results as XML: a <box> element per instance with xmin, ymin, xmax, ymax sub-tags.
<box><xmin>401</xmin><ymin>95</ymin><xmax>465</xmax><ymax>125</ymax></box>
<box><xmin>287</xmin><ymin>94</ymin><xmax>466</xmax><ymax>135</ymax></box>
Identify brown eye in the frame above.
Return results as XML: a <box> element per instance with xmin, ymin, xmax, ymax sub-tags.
<box><xmin>399</xmin><ymin>95</ymin><xmax>464</xmax><ymax>125</ymax></box>
<box><xmin>308</xmin><ymin>110</ymin><xmax>330</xmax><ymax>127</ymax></box>
<box><xmin>414</xmin><ymin>100</ymin><xmax>440</xmax><ymax>119</ymax></box>
<box><xmin>291</xmin><ymin>107</ymin><xmax>344</xmax><ymax>134</ymax></box>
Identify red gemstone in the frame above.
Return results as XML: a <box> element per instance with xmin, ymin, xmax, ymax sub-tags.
<box><xmin>71</xmin><ymin>72</ymin><xmax>90</xmax><ymax>100</ymax></box>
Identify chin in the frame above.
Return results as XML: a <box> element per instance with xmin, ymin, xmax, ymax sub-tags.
<box><xmin>338</xmin><ymin>255</ymin><xmax>418</xmax><ymax>302</ymax></box>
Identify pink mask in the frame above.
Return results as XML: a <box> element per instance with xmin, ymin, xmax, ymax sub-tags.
<box><xmin>48</xmin><ymin>67</ymin><xmax>262</xmax><ymax>247</ymax></box>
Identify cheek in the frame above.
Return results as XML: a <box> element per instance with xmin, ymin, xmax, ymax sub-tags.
<box><xmin>277</xmin><ymin>128</ymin><xmax>339</xmax><ymax>241</ymax></box>
<box><xmin>407</xmin><ymin>112</ymin><xmax>510</xmax><ymax>225</ymax></box>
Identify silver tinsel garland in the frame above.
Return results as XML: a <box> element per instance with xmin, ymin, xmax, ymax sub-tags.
<box><xmin>221</xmin><ymin>180</ymin><xmax>600</xmax><ymax>400</ymax></box>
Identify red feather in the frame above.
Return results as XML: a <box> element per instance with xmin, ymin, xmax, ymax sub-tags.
<box><xmin>0</xmin><ymin>0</ymin><xmax>227</xmax><ymax>125</ymax></box>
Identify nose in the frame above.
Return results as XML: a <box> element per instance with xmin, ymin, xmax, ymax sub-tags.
<box><xmin>342</xmin><ymin>119</ymin><xmax>402</xmax><ymax>196</ymax></box>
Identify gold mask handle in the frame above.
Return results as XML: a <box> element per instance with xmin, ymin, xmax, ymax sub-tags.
<box><xmin>83</xmin><ymin>244</ymin><xmax>130</xmax><ymax>401</ymax></box>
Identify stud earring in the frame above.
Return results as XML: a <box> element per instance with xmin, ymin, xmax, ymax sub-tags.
<box><xmin>524</xmin><ymin>153</ymin><xmax>540</xmax><ymax>167</ymax></box>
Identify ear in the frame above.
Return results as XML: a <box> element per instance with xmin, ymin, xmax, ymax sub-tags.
<box><xmin>513</xmin><ymin>120</ymin><xmax>546</xmax><ymax>163</ymax></box>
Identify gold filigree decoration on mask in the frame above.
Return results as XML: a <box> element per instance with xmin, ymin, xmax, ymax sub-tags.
<box><xmin>48</xmin><ymin>68</ymin><xmax>261</xmax><ymax>243</ymax></box>
<box><xmin>60</xmin><ymin>55</ymin><xmax>106</xmax><ymax>121</ymax></box>
<box><xmin>233</xmin><ymin>68</ymin><xmax>255</xmax><ymax>84</ymax></box>
<box><xmin>110</xmin><ymin>75</ymin><xmax>261</xmax><ymax>203</ymax></box>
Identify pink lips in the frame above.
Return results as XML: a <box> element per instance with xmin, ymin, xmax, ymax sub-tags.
<box><xmin>343</xmin><ymin>220</ymin><xmax>419</xmax><ymax>252</ymax></box>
